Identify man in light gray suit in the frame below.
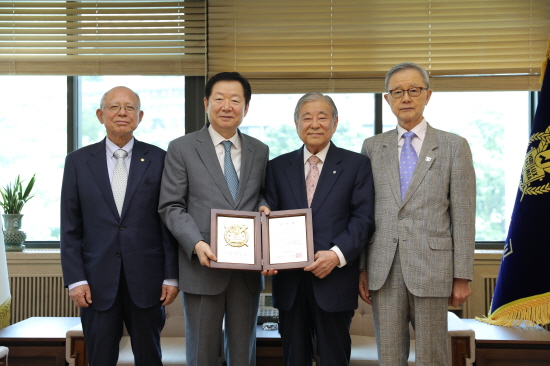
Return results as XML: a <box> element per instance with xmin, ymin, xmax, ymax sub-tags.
<box><xmin>359</xmin><ymin>62</ymin><xmax>476</xmax><ymax>366</ymax></box>
<box><xmin>158</xmin><ymin>72</ymin><xmax>269</xmax><ymax>366</ymax></box>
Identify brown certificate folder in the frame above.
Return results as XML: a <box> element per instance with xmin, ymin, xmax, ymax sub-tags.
<box><xmin>210</xmin><ymin>208</ymin><xmax>314</xmax><ymax>271</ymax></box>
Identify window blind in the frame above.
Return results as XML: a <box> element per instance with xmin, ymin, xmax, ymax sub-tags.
<box><xmin>208</xmin><ymin>0</ymin><xmax>550</xmax><ymax>92</ymax></box>
<box><xmin>0</xmin><ymin>1</ymin><xmax>206</xmax><ymax>75</ymax></box>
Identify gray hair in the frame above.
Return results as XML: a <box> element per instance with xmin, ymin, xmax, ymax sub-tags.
<box><xmin>100</xmin><ymin>86</ymin><xmax>141</xmax><ymax>109</ymax></box>
<box><xmin>294</xmin><ymin>92</ymin><xmax>338</xmax><ymax>123</ymax></box>
<box><xmin>385</xmin><ymin>62</ymin><xmax>430</xmax><ymax>92</ymax></box>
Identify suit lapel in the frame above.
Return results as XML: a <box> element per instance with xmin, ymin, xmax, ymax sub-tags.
<box><xmin>285</xmin><ymin>148</ymin><xmax>308</xmax><ymax>208</ymax></box>
<box><xmin>87</xmin><ymin>139</ymin><xmax>120</xmax><ymax>220</ymax></box>
<box><xmin>236</xmin><ymin>131</ymin><xmax>255</xmax><ymax>206</ymax></box>
<box><xmin>123</xmin><ymin>139</ymin><xmax>151</xmax><ymax>218</ymax></box>
<box><xmin>195</xmin><ymin>125</ymin><xmax>236</xmax><ymax>206</ymax></box>
<box><xmin>310</xmin><ymin>143</ymin><xmax>343</xmax><ymax>216</ymax></box>
<box><xmin>402</xmin><ymin>124</ymin><xmax>437</xmax><ymax>204</ymax></box>
<box><xmin>381</xmin><ymin>130</ymin><xmax>402</xmax><ymax>205</ymax></box>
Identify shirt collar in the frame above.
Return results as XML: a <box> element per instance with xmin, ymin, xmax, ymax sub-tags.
<box><xmin>208</xmin><ymin>124</ymin><xmax>241</xmax><ymax>150</ymax></box>
<box><xmin>106</xmin><ymin>136</ymin><xmax>134</xmax><ymax>157</ymax></box>
<box><xmin>397</xmin><ymin>118</ymin><xmax>427</xmax><ymax>141</ymax></box>
<box><xmin>303</xmin><ymin>141</ymin><xmax>331</xmax><ymax>165</ymax></box>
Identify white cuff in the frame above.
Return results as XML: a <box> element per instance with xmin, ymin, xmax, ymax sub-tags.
<box><xmin>68</xmin><ymin>280</ymin><xmax>88</xmax><ymax>291</ymax></box>
<box><xmin>163</xmin><ymin>279</ymin><xmax>178</xmax><ymax>287</ymax></box>
<box><xmin>330</xmin><ymin>246</ymin><xmax>347</xmax><ymax>268</ymax></box>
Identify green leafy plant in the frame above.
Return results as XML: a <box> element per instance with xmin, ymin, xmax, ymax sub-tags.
<box><xmin>0</xmin><ymin>174</ymin><xmax>36</xmax><ymax>214</ymax></box>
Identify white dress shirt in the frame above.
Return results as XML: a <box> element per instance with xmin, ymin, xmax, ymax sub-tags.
<box><xmin>208</xmin><ymin>124</ymin><xmax>242</xmax><ymax>178</ymax></box>
<box><xmin>396</xmin><ymin>118</ymin><xmax>427</xmax><ymax>157</ymax></box>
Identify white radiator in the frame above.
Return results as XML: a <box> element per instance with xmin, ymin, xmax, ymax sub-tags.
<box><xmin>484</xmin><ymin>276</ymin><xmax>498</xmax><ymax>315</ymax></box>
<box><xmin>9</xmin><ymin>275</ymin><xmax>79</xmax><ymax>324</ymax></box>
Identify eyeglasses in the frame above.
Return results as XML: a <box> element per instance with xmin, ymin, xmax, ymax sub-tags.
<box><xmin>105</xmin><ymin>104</ymin><xmax>139</xmax><ymax>113</ymax></box>
<box><xmin>387</xmin><ymin>87</ymin><xmax>428</xmax><ymax>99</ymax></box>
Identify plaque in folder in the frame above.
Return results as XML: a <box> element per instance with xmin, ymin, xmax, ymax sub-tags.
<box><xmin>210</xmin><ymin>208</ymin><xmax>314</xmax><ymax>271</ymax></box>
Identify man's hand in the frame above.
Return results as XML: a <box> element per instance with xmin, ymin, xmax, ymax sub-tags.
<box><xmin>449</xmin><ymin>278</ymin><xmax>471</xmax><ymax>308</ymax></box>
<box><xmin>259</xmin><ymin>205</ymin><xmax>270</xmax><ymax>216</ymax></box>
<box><xmin>304</xmin><ymin>250</ymin><xmax>339</xmax><ymax>279</ymax></box>
<box><xmin>160</xmin><ymin>285</ymin><xmax>179</xmax><ymax>306</ymax></box>
<box><xmin>69</xmin><ymin>284</ymin><xmax>92</xmax><ymax>308</ymax></box>
<box><xmin>195</xmin><ymin>241</ymin><xmax>217</xmax><ymax>267</ymax></box>
<box><xmin>261</xmin><ymin>268</ymin><xmax>278</xmax><ymax>276</ymax></box>
<box><xmin>359</xmin><ymin>271</ymin><xmax>372</xmax><ymax>305</ymax></box>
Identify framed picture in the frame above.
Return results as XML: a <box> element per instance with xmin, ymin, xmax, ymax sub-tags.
<box><xmin>210</xmin><ymin>209</ymin><xmax>262</xmax><ymax>270</ymax></box>
<box><xmin>261</xmin><ymin>208</ymin><xmax>314</xmax><ymax>270</ymax></box>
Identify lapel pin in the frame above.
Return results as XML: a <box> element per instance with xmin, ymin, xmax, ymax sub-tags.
<box><xmin>141</xmin><ymin>158</ymin><xmax>145</xmax><ymax>162</ymax></box>
<box><xmin>425</xmin><ymin>157</ymin><xmax>432</xmax><ymax>162</ymax></box>
<box><xmin>333</xmin><ymin>171</ymin><xmax>336</xmax><ymax>174</ymax></box>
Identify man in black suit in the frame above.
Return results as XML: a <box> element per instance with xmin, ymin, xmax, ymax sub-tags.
<box><xmin>60</xmin><ymin>86</ymin><xmax>179</xmax><ymax>366</ymax></box>
<box><xmin>263</xmin><ymin>92</ymin><xmax>375</xmax><ymax>365</ymax></box>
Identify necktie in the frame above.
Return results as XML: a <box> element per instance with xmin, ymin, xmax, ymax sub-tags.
<box><xmin>400</xmin><ymin>131</ymin><xmax>418</xmax><ymax>200</ymax></box>
<box><xmin>112</xmin><ymin>149</ymin><xmax>128</xmax><ymax>215</ymax></box>
<box><xmin>306</xmin><ymin>155</ymin><xmax>321</xmax><ymax>207</ymax></box>
<box><xmin>222</xmin><ymin>141</ymin><xmax>239</xmax><ymax>201</ymax></box>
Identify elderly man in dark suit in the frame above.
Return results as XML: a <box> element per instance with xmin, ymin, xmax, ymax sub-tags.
<box><xmin>263</xmin><ymin>92</ymin><xmax>375</xmax><ymax>366</ymax></box>
<box><xmin>61</xmin><ymin>86</ymin><xmax>179</xmax><ymax>366</ymax></box>
<box><xmin>359</xmin><ymin>62</ymin><xmax>476</xmax><ymax>365</ymax></box>
<box><xmin>158</xmin><ymin>72</ymin><xmax>269</xmax><ymax>366</ymax></box>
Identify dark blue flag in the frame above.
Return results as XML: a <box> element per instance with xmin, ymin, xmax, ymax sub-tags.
<box><xmin>478</xmin><ymin>39</ymin><xmax>550</xmax><ymax>326</ymax></box>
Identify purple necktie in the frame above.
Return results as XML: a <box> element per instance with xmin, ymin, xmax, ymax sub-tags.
<box><xmin>400</xmin><ymin>131</ymin><xmax>418</xmax><ymax>200</ymax></box>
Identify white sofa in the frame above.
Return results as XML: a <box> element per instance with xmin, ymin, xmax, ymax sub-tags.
<box><xmin>66</xmin><ymin>293</ymin><xmax>475</xmax><ymax>366</ymax></box>
<box><xmin>0</xmin><ymin>346</ymin><xmax>8</xmax><ymax>366</ymax></box>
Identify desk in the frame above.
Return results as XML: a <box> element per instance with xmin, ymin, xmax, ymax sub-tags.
<box><xmin>0</xmin><ymin>317</ymin><xmax>80</xmax><ymax>366</ymax></box>
<box><xmin>463</xmin><ymin>319</ymin><xmax>550</xmax><ymax>366</ymax></box>
<box><xmin>256</xmin><ymin>324</ymin><xmax>283</xmax><ymax>366</ymax></box>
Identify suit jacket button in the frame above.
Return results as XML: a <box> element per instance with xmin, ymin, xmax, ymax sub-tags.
<box><xmin>393</xmin><ymin>238</ymin><xmax>397</xmax><ymax>243</ymax></box>
<box><xmin>116</xmin><ymin>251</ymin><xmax>121</xmax><ymax>257</ymax></box>
<box><xmin>119</xmin><ymin>226</ymin><xmax>124</xmax><ymax>230</ymax></box>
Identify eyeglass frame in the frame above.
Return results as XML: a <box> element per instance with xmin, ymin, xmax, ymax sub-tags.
<box><xmin>387</xmin><ymin>87</ymin><xmax>429</xmax><ymax>99</ymax></box>
<box><xmin>104</xmin><ymin>104</ymin><xmax>140</xmax><ymax>113</ymax></box>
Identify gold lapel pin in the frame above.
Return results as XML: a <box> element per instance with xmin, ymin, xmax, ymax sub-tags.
<box><xmin>141</xmin><ymin>158</ymin><xmax>145</xmax><ymax>162</ymax></box>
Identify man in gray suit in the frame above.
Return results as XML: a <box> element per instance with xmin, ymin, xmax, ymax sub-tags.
<box><xmin>158</xmin><ymin>72</ymin><xmax>269</xmax><ymax>366</ymax></box>
<box><xmin>359</xmin><ymin>62</ymin><xmax>476</xmax><ymax>366</ymax></box>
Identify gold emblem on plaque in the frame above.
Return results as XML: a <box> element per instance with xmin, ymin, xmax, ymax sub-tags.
<box><xmin>520</xmin><ymin>126</ymin><xmax>550</xmax><ymax>200</ymax></box>
<box><xmin>224</xmin><ymin>224</ymin><xmax>249</xmax><ymax>247</ymax></box>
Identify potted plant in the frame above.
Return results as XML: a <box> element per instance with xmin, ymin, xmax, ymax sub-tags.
<box><xmin>1</xmin><ymin>174</ymin><xmax>36</xmax><ymax>251</ymax></box>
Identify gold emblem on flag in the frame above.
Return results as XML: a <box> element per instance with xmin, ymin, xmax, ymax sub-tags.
<box><xmin>520</xmin><ymin>126</ymin><xmax>550</xmax><ymax>200</ymax></box>
<box><xmin>224</xmin><ymin>224</ymin><xmax>249</xmax><ymax>247</ymax></box>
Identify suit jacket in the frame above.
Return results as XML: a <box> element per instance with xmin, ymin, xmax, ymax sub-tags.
<box><xmin>60</xmin><ymin>138</ymin><xmax>179</xmax><ymax>311</ymax></box>
<box><xmin>158</xmin><ymin>124</ymin><xmax>269</xmax><ymax>295</ymax></box>
<box><xmin>265</xmin><ymin>143</ymin><xmax>375</xmax><ymax>312</ymax></box>
<box><xmin>361</xmin><ymin>123</ymin><xmax>476</xmax><ymax>297</ymax></box>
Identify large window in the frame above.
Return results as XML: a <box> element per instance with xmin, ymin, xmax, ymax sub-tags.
<box><xmin>0</xmin><ymin>76</ymin><xmax>185</xmax><ymax>243</ymax></box>
<box><xmin>80</xmin><ymin>76</ymin><xmax>186</xmax><ymax>150</ymax></box>
<box><xmin>247</xmin><ymin>91</ymin><xmax>531</xmax><ymax>242</ymax></box>
<box><xmin>243</xmin><ymin>94</ymin><xmax>375</xmax><ymax>160</ymax></box>
<box><xmin>0</xmin><ymin>83</ymin><xmax>534</xmax><ymax>245</ymax></box>
<box><xmin>0</xmin><ymin>76</ymin><xmax>67</xmax><ymax>241</ymax></box>
<box><xmin>383</xmin><ymin>91</ymin><xmax>528</xmax><ymax>242</ymax></box>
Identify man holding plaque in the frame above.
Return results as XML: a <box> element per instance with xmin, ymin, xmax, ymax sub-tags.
<box><xmin>264</xmin><ymin>92</ymin><xmax>375</xmax><ymax>365</ymax></box>
<box><xmin>158</xmin><ymin>72</ymin><xmax>269</xmax><ymax>366</ymax></box>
